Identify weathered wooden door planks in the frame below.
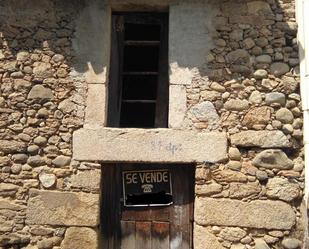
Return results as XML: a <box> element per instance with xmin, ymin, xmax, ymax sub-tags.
<box><xmin>102</xmin><ymin>164</ymin><xmax>194</xmax><ymax>249</ymax></box>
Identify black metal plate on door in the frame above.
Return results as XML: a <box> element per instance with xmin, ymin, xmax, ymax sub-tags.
<box><xmin>122</xmin><ymin>169</ymin><xmax>173</xmax><ymax>207</ymax></box>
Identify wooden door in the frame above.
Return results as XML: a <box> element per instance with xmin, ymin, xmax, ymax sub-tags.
<box><xmin>101</xmin><ymin>164</ymin><xmax>195</xmax><ymax>249</ymax></box>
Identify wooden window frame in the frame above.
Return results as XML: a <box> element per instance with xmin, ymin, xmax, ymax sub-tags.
<box><xmin>107</xmin><ymin>12</ymin><xmax>169</xmax><ymax>128</ymax></box>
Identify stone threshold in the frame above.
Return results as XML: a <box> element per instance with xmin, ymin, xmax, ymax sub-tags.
<box><xmin>73</xmin><ymin>128</ymin><xmax>228</xmax><ymax>163</ymax></box>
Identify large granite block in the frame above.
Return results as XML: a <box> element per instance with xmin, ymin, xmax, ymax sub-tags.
<box><xmin>195</xmin><ymin>197</ymin><xmax>295</xmax><ymax>230</ymax></box>
<box><xmin>73</xmin><ymin>128</ymin><xmax>228</xmax><ymax>163</ymax></box>
<box><xmin>26</xmin><ymin>190</ymin><xmax>99</xmax><ymax>227</ymax></box>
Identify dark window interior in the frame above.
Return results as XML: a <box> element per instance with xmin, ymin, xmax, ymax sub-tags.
<box><xmin>125</xmin><ymin>23</ymin><xmax>161</xmax><ymax>41</ymax></box>
<box><xmin>120</xmin><ymin>102</ymin><xmax>156</xmax><ymax>128</ymax></box>
<box><xmin>123</xmin><ymin>46</ymin><xmax>159</xmax><ymax>72</ymax></box>
<box><xmin>122</xmin><ymin>75</ymin><xmax>157</xmax><ymax>100</ymax></box>
<box><xmin>108</xmin><ymin>13</ymin><xmax>169</xmax><ymax>128</ymax></box>
<box><xmin>120</xmin><ymin>20</ymin><xmax>161</xmax><ymax>128</ymax></box>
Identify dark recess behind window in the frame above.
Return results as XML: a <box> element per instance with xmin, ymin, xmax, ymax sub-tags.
<box><xmin>122</xmin><ymin>75</ymin><xmax>157</xmax><ymax>100</ymax></box>
<box><xmin>123</xmin><ymin>46</ymin><xmax>159</xmax><ymax>72</ymax></box>
<box><xmin>125</xmin><ymin>23</ymin><xmax>161</xmax><ymax>40</ymax></box>
<box><xmin>107</xmin><ymin>13</ymin><xmax>169</xmax><ymax>128</ymax></box>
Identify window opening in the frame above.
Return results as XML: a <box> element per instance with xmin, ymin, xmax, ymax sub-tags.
<box><xmin>108</xmin><ymin>13</ymin><xmax>169</xmax><ymax>128</ymax></box>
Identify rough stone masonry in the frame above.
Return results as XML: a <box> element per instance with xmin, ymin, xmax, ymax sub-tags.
<box><xmin>0</xmin><ymin>0</ymin><xmax>306</xmax><ymax>249</ymax></box>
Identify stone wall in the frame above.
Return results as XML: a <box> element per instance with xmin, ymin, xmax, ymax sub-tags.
<box><xmin>0</xmin><ymin>1</ymin><xmax>101</xmax><ymax>248</ymax></box>
<box><xmin>189</xmin><ymin>0</ymin><xmax>305</xmax><ymax>248</ymax></box>
<box><xmin>0</xmin><ymin>0</ymin><xmax>305</xmax><ymax>249</ymax></box>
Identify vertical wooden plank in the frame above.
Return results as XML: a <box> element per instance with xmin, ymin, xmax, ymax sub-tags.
<box><xmin>101</xmin><ymin>165</ymin><xmax>121</xmax><ymax>249</ymax></box>
<box><xmin>169</xmin><ymin>165</ymin><xmax>195</xmax><ymax>249</ymax></box>
<box><xmin>136</xmin><ymin>222</ymin><xmax>151</xmax><ymax>249</ymax></box>
<box><xmin>152</xmin><ymin>222</ymin><xmax>170</xmax><ymax>249</ymax></box>
<box><xmin>188</xmin><ymin>165</ymin><xmax>195</xmax><ymax>249</ymax></box>
<box><xmin>155</xmin><ymin>14</ymin><xmax>169</xmax><ymax>128</ymax></box>
<box><xmin>121</xmin><ymin>221</ymin><xmax>136</xmax><ymax>249</ymax></box>
<box><xmin>107</xmin><ymin>15</ymin><xmax>124</xmax><ymax>127</ymax></box>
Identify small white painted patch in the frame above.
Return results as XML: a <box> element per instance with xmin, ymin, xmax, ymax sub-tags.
<box><xmin>171</xmin><ymin>234</ymin><xmax>182</xmax><ymax>249</ymax></box>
